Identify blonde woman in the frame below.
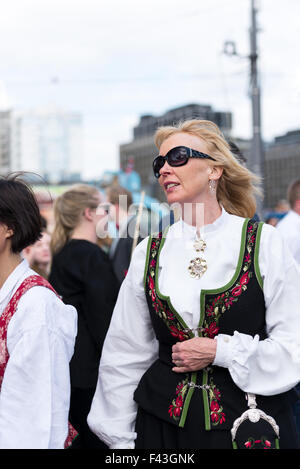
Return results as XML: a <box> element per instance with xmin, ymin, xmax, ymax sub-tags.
<box><xmin>88</xmin><ymin>120</ymin><xmax>300</xmax><ymax>449</ymax></box>
<box><xmin>49</xmin><ymin>184</ymin><xmax>119</xmax><ymax>449</ymax></box>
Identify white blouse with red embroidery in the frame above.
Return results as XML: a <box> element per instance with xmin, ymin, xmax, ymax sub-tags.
<box><xmin>0</xmin><ymin>259</ymin><xmax>77</xmax><ymax>449</ymax></box>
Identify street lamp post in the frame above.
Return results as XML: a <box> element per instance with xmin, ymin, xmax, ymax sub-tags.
<box><xmin>249</xmin><ymin>0</ymin><xmax>265</xmax><ymax>216</ymax></box>
<box><xmin>223</xmin><ymin>0</ymin><xmax>265</xmax><ymax>217</ymax></box>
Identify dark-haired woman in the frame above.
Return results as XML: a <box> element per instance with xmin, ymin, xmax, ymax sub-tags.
<box><xmin>0</xmin><ymin>175</ymin><xmax>77</xmax><ymax>449</ymax></box>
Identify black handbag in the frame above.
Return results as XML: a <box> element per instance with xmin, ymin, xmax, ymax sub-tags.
<box><xmin>231</xmin><ymin>393</ymin><xmax>280</xmax><ymax>449</ymax></box>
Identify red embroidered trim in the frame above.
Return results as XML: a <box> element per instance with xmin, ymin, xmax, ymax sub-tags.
<box><xmin>244</xmin><ymin>437</ymin><xmax>272</xmax><ymax>449</ymax></box>
<box><xmin>0</xmin><ymin>274</ymin><xmax>77</xmax><ymax>448</ymax></box>
<box><xmin>201</xmin><ymin>221</ymin><xmax>259</xmax><ymax>427</ymax></box>
<box><xmin>202</xmin><ymin>222</ymin><xmax>258</xmax><ymax>340</ymax></box>
<box><xmin>147</xmin><ymin>234</ymin><xmax>190</xmax><ymax>342</ymax></box>
<box><xmin>168</xmin><ymin>377</ymin><xmax>189</xmax><ymax>421</ymax></box>
<box><xmin>208</xmin><ymin>379</ymin><xmax>226</xmax><ymax>425</ymax></box>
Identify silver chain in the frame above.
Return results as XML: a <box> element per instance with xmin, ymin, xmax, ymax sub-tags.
<box><xmin>182</xmin><ymin>327</ymin><xmax>205</xmax><ymax>334</ymax></box>
<box><xmin>188</xmin><ymin>382</ymin><xmax>211</xmax><ymax>390</ymax></box>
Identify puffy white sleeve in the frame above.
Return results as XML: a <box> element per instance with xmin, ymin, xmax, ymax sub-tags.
<box><xmin>87</xmin><ymin>237</ymin><xmax>159</xmax><ymax>449</ymax></box>
<box><xmin>213</xmin><ymin>223</ymin><xmax>300</xmax><ymax>395</ymax></box>
<box><xmin>0</xmin><ymin>288</ymin><xmax>77</xmax><ymax>449</ymax></box>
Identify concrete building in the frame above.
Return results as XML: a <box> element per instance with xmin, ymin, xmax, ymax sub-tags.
<box><xmin>0</xmin><ymin>110</ymin><xmax>12</xmax><ymax>175</ymax></box>
<box><xmin>120</xmin><ymin>102</ymin><xmax>300</xmax><ymax>211</ymax></box>
<box><xmin>264</xmin><ymin>129</ymin><xmax>300</xmax><ymax>209</ymax></box>
<box><xmin>119</xmin><ymin>103</ymin><xmax>232</xmax><ymax>201</ymax></box>
<box><xmin>10</xmin><ymin>107</ymin><xmax>83</xmax><ymax>183</ymax></box>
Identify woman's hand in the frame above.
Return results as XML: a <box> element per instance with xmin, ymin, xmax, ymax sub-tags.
<box><xmin>172</xmin><ymin>337</ymin><xmax>217</xmax><ymax>373</ymax></box>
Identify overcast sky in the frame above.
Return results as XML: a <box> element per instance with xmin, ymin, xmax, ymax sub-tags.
<box><xmin>0</xmin><ymin>0</ymin><xmax>299</xmax><ymax>179</ymax></box>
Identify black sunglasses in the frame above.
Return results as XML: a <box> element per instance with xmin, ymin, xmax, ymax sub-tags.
<box><xmin>152</xmin><ymin>146</ymin><xmax>216</xmax><ymax>179</ymax></box>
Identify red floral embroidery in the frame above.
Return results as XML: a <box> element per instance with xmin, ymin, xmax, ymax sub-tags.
<box><xmin>240</xmin><ymin>271</ymin><xmax>250</xmax><ymax>285</ymax></box>
<box><xmin>169</xmin><ymin>325</ymin><xmax>188</xmax><ymax>341</ymax></box>
<box><xmin>147</xmin><ymin>234</ymin><xmax>190</xmax><ymax>342</ymax></box>
<box><xmin>150</xmin><ymin>222</ymin><xmax>258</xmax><ymax>429</ymax></box>
<box><xmin>168</xmin><ymin>377</ymin><xmax>189</xmax><ymax>421</ymax></box>
<box><xmin>208</xmin><ymin>380</ymin><xmax>226</xmax><ymax>425</ymax></box>
<box><xmin>244</xmin><ymin>437</ymin><xmax>272</xmax><ymax>449</ymax></box>
<box><xmin>200</xmin><ymin>222</ymin><xmax>258</xmax><ymax>428</ymax></box>
<box><xmin>202</xmin><ymin>222</ymin><xmax>258</xmax><ymax>340</ymax></box>
<box><xmin>244</xmin><ymin>253</ymin><xmax>251</xmax><ymax>263</ymax></box>
<box><xmin>203</xmin><ymin>321</ymin><xmax>219</xmax><ymax>338</ymax></box>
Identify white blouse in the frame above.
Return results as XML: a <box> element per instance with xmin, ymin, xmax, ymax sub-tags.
<box><xmin>0</xmin><ymin>259</ymin><xmax>77</xmax><ymax>449</ymax></box>
<box><xmin>276</xmin><ymin>210</ymin><xmax>300</xmax><ymax>268</ymax></box>
<box><xmin>87</xmin><ymin>209</ymin><xmax>300</xmax><ymax>449</ymax></box>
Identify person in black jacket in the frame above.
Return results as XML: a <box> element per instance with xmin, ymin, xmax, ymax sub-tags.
<box><xmin>107</xmin><ymin>185</ymin><xmax>144</xmax><ymax>284</ymax></box>
<box><xmin>49</xmin><ymin>184</ymin><xmax>119</xmax><ymax>449</ymax></box>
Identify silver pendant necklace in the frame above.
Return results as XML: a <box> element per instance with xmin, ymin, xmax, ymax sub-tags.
<box><xmin>188</xmin><ymin>233</ymin><xmax>207</xmax><ymax>279</ymax></box>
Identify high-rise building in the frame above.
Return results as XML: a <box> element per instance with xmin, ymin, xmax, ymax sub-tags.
<box><xmin>119</xmin><ymin>103</ymin><xmax>232</xmax><ymax>201</ymax></box>
<box><xmin>0</xmin><ymin>110</ymin><xmax>12</xmax><ymax>175</ymax></box>
<box><xmin>10</xmin><ymin>107</ymin><xmax>83</xmax><ymax>183</ymax></box>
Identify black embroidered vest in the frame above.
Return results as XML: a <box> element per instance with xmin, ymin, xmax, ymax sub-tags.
<box><xmin>134</xmin><ymin>218</ymin><xmax>293</xmax><ymax>432</ymax></box>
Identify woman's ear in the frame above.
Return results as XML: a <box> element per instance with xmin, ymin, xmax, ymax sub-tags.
<box><xmin>208</xmin><ymin>165</ymin><xmax>223</xmax><ymax>181</ymax></box>
<box><xmin>83</xmin><ymin>207</ymin><xmax>94</xmax><ymax>222</ymax></box>
<box><xmin>5</xmin><ymin>227</ymin><xmax>14</xmax><ymax>239</ymax></box>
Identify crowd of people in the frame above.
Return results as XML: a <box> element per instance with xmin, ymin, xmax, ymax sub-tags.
<box><xmin>0</xmin><ymin>119</ymin><xmax>300</xmax><ymax>450</ymax></box>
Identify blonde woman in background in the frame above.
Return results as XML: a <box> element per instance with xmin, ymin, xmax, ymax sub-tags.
<box><xmin>88</xmin><ymin>120</ymin><xmax>300</xmax><ymax>450</ymax></box>
<box><xmin>49</xmin><ymin>184</ymin><xmax>119</xmax><ymax>449</ymax></box>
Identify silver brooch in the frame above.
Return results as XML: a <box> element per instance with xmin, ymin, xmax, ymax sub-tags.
<box><xmin>188</xmin><ymin>236</ymin><xmax>207</xmax><ymax>279</ymax></box>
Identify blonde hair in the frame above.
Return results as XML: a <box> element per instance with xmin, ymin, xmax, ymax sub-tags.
<box><xmin>107</xmin><ymin>184</ymin><xmax>133</xmax><ymax>208</ymax></box>
<box><xmin>155</xmin><ymin>119</ymin><xmax>262</xmax><ymax>218</ymax></box>
<box><xmin>51</xmin><ymin>184</ymin><xmax>100</xmax><ymax>254</ymax></box>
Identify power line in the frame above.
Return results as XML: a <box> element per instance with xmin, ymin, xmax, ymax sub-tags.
<box><xmin>3</xmin><ymin>69</ymin><xmax>249</xmax><ymax>87</ymax></box>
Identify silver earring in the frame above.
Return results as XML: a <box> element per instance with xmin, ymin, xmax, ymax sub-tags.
<box><xmin>208</xmin><ymin>179</ymin><xmax>216</xmax><ymax>193</ymax></box>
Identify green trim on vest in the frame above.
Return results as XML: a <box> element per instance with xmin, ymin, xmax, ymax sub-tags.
<box><xmin>179</xmin><ymin>371</ymin><xmax>197</xmax><ymax>428</ymax></box>
<box><xmin>202</xmin><ymin>369</ymin><xmax>211</xmax><ymax>430</ymax></box>
<box><xmin>154</xmin><ymin>226</ymin><xmax>194</xmax><ymax>339</ymax></box>
<box><xmin>143</xmin><ymin>217</ymin><xmax>264</xmax><ymax>431</ymax></box>
<box><xmin>143</xmin><ymin>234</ymin><xmax>154</xmax><ymax>289</ymax></box>
<box><xmin>254</xmin><ymin>221</ymin><xmax>264</xmax><ymax>290</ymax></box>
<box><xmin>197</xmin><ymin>218</ymin><xmax>254</xmax><ymax>430</ymax></box>
<box><xmin>199</xmin><ymin>218</ymin><xmax>249</xmax><ymax>318</ymax></box>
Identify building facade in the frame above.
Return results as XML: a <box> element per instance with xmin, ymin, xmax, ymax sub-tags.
<box><xmin>0</xmin><ymin>110</ymin><xmax>12</xmax><ymax>175</ymax></box>
<box><xmin>120</xmin><ymin>102</ymin><xmax>300</xmax><ymax>210</ymax></box>
<box><xmin>119</xmin><ymin>103</ymin><xmax>232</xmax><ymax>201</ymax></box>
<box><xmin>264</xmin><ymin>130</ymin><xmax>300</xmax><ymax>209</ymax></box>
<box><xmin>10</xmin><ymin>108</ymin><xmax>83</xmax><ymax>184</ymax></box>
